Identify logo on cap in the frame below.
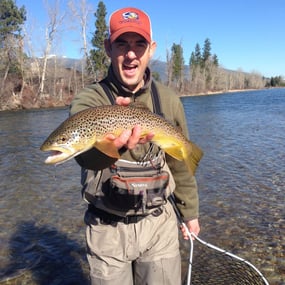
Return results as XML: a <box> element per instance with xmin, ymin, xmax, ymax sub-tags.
<box><xmin>122</xmin><ymin>11</ymin><xmax>139</xmax><ymax>20</ymax></box>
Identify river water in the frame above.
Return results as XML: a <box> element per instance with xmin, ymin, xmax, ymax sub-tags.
<box><xmin>0</xmin><ymin>88</ymin><xmax>284</xmax><ymax>284</ymax></box>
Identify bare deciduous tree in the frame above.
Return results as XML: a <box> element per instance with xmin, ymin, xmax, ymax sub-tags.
<box><xmin>38</xmin><ymin>0</ymin><xmax>65</xmax><ymax>99</ymax></box>
<box><xmin>68</xmin><ymin>0</ymin><xmax>93</xmax><ymax>87</ymax></box>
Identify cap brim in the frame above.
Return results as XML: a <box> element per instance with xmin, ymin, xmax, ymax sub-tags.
<box><xmin>110</xmin><ymin>27</ymin><xmax>151</xmax><ymax>43</ymax></box>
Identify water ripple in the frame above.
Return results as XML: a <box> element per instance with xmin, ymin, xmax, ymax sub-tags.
<box><xmin>0</xmin><ymin>89</ymin><xmax>284</xmax><ymax>284</ymax></box>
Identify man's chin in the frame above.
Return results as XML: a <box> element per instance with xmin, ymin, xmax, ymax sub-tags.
<box><xmin>121</xmin><ymin>78</ymin><xmax>141</xmax><ymax>91</ymax></box>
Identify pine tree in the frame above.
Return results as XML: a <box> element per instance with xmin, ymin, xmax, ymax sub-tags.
<box><xmin>0</xmin><ymin>0</ymin><xmax>26</xmax><ymax>92</ymax></box>
<box><xmin>171</xmin><ymin>43</ymin><xmax>184</xmax><ymax>91</ymax></box>
<box><xmin>189</xmin><ymin>38</ymin><xmax>219</xmax><ymax>93</ymax></box>
<box><xmin>88</xmin><ymin>1</ymin><xmax>108</xmax><ymax>80</ymax></box>
<box><xmin>212</xmin><ymin>54</ymin><xmax>219</xmax><ymax>66</ymax></box>
<box><xmin>202</xmin><ymin>38</ymin><xmax>211</xmax><ymax>64</ymax></box>
<box><xmin>189</xmin><ymin>44</ymin><xmax>202</xmax><ymax>91</ymax></box>
<box><xmin>192</xmin><ymin>43</ymin><xmax>202</xmax><ymax>66</ymax></box>
<box><xmin>0</xmin><ymin>0</ymin><xmax>26</xmax><ymax>42</ymax></box>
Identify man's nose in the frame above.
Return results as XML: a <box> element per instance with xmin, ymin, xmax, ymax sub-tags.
<box><xmin>125</xmin><ymin>47</ymin><xmax>137</xmax><ymax>58</ymax></box>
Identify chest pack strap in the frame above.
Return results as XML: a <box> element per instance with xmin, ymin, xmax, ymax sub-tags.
<box><xmin>99</xmin><ymin>79</ymin><xmax>115</xmax><ymax>104</ymax></box>
<box><xmin>150</xmin><ymin>81</ymin><xmax>164</xmax><ymax>117</ymax></box>
<box><xmin>99</xmin><ymin>80</ymin><xmax>164</xmax><ymax>117</ymax></box>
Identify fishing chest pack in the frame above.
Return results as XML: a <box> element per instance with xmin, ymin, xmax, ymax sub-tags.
<box><xmin>82</xmin><ymin>80</ymin><xmax>176</xmax><ymax>218</ymax></box>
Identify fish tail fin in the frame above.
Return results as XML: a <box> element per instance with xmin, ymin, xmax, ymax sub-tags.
<box><xmin>183</xmin><ymin>141</ymin><xmax>203</xmax><ymax>175</ymax></box>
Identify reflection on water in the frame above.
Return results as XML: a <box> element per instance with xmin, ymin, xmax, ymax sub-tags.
<box><xmin>0</xmin><ymin>89</ymin><xmax>284</xmax><ymax>284</ymax></box>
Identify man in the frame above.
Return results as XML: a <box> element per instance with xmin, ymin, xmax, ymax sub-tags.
<box><xmin>70</xmin><ymin>7</ymin><xmax>201</xmax><ymax>285</ymax></box>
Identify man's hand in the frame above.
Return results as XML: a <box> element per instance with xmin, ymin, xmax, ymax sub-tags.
<box><xmin>181</xmin><ymin>218</ymin><xmax>200</xmax><ymax>240</ymax></box>
<box><xmin>116</xmin><ymin>96</ymin><xmax>131</xmax><ymax>106</ymax></box>
<box><xmin>105</xmin><ymin>96</ymin><xmax>154</xmax><ymax>149</ymax></box>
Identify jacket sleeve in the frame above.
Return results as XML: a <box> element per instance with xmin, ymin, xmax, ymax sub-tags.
<box><xmin>167</xmin><ymin>157</ymin><xmax>199</xmax><ymax>220</ymax></box>
<box><xmin>74</xmin><ymin>148</ymin><xmax>117</xmax><ymax>170</ymax></box>
<box><xmin>165</xmin><ymin>96</ymin><xmax>200</xmax><ymax>221</ymax></box>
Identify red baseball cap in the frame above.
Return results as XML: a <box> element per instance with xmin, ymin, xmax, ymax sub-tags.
<box><xmin>109</xmin><ymin>7</ymin><xmax>152</xmax><ymax>43</ymax></box>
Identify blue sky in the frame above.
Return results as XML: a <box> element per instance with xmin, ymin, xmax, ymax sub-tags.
<box><xmin>17</xmin><ymin>0</ymin><xmax>285</xmax><ymax>77</ymax></box>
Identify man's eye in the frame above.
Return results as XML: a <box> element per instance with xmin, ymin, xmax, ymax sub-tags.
<box><xmin>137</xmin><ymin>43</ymin><xmax>146</xmax><ymax>48</ymax></box>
<box><xmin>116</xmin><ymin>42</ymin><xmax>127</xmax><ymax>48</ymax></box>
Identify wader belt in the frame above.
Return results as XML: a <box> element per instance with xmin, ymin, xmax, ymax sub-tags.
<box><xmin>88</xmin><ymin>204</ymin><xmax>163</xmax><ymax>225</ymax></box>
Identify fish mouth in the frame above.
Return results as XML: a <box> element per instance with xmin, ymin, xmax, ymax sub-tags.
<box><xmin>40</xmin><ymin>144</ymin><xmax>75</xmax><ymax>165</ymax></box>
<box><xmin>44</xmin><ymin>149</ymin><xmax>73</xmax><ymax>165</ymax></box>
<box><xmin>41</xmin><ymin>144</ymin><xmax>93</xmax><ymax>165</ymax></box>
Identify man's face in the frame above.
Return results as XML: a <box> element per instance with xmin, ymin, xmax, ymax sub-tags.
<box><xmin>105</xmin><ymin>32</ymin><xmax>156</xmax><ymax>92</ymax></box>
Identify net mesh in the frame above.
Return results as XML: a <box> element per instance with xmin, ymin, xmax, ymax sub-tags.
<box><xmin>183</xmin><ymin>239</ymin><xmax>268</xmax><ymax>285</ymax></box>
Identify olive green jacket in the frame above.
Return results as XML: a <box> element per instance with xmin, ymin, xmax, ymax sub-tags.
<box><xmin>69</xmin><ymin>66</ymin><xmax>200</xmax><ymax>220</ymax></box>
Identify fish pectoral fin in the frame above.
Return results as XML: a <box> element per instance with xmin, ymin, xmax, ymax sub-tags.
<box><xmin>162</xmin><ymin>146</ymin><xmax>184</xmax><ymax>161</ymax></box>
<box><xmin>94</xmin><ymin>139</ymin><xmax>120</xmax><ymax>159</ymax></box>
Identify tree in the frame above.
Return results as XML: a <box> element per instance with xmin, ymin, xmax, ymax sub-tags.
<box><xmin>202</xmin><ymin>38</ymin><xmax>211</xmax><ymax>65</ymax></box>
<box><xmin>0</xmin><ymin>0</ymin><xmax>26</xmax><ymax>42</ymax></box>
<box><xmin>201</xmin><ymin>38</ymin><xmax>212</xmax><ymax>88</ymax></box>
<box><xmin>170</xmin><ymin>43</ymin><xmax>184</xmax><ymax>91</ymax></box>
<box><xmin>189</xmin><ymin>43</ymin><xmax>202</xmax><ymax>67</ymax></box>
<box><xmin>38</xmin><ymin>0</ymin><xmax>65</xmax><ymax>99</ymax></box>
<box><xmin>68</xmin><ymin>0</ymin><xmax>93</xmax><ymax>88</ymax></box>
<box><xmin>88</xmin><ymin>1</ymin><xmax>108</xmax><ymax>80</ymax></box>
<box><xmin>189</xmin><ymin>38</ymin><xmax>221</xmax><ymax>92</ymax></box>
<box><xmin>268</xmin><ymin>76</ymin><xmax>283</xmax><ymax>87</ymax></box>
<box><xmin>0</xmin><ymin>0</ymin><xmax>26</xmax><ymax>93</ymax></box>
<box><xmin>152</xmin><ymin>71</ymin><xmax>161</xmax><ymax>82</ymax></box>
<box><xmin>189</xmin><ymin>43</ymin><xmax>203</xmax><ymax>93</ymax></box>
<box><xmin>212</xmin><ymin>54</ymin><xmax>219</xmax><ymax>66</ymax></box>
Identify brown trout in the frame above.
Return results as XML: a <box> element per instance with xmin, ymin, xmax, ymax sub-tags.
<box><xmin>40</xmin><ymin>105</ymin><xmax>203</xmax><ymax>174</ymax></box>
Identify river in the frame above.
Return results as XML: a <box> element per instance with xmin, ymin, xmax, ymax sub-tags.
<box><xmin>0</xmin><ymin>88</ymin><xmax>284</xmax><ymax>284</ymax></box>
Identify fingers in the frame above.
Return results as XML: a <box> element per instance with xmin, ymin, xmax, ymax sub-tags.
<box><xmin>127</xmin><ymin>125</ymin><xmax>141</xmax><ymax>149</ymax></box>
<box><xmin>181</xmin><ymin>219</ymin><xmax>200</xmax><ymax>240</ymax></box>
<box><xmin>116</xmin><ymin>96</ymin><xmax>131</xmax><ymax>106</ymax></box>
<box><xmin>138</xmin><ymin>132</ymin><xmax>155</xmax><ymax>144</ymax></box>
<box><xmin>105</xmin><ymin>126</ymin><xmax>154</xmax><ymax>150</ymax></box>
<box><xmin>122</xmin><ymin>125</ymin><xmax>154</xmax><ymax>149</ymax></box>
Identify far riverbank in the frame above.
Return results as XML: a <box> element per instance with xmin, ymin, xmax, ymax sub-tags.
<box><xmin>1</xmin><ymin>87</ymin><xmax>280</xmax><ymax>112</ymax></box>
<box><xmin>181</xmin><ymin>87</ymin><xmax>274</xmax><ymax>97</ymax></box>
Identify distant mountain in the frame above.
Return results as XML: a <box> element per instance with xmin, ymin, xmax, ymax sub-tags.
<box><xmin>53</xmin><ymin>57</ymin><xmax>170</xmax><ymax>82</ymax></box>
<box><xmin>149</xmin><ymin>60</ymin><xmax>169</xmax><ymax>82</ymax></box>
<box><xmin>53</xmin><ymin>56</ymin><xmax>258</xmax><ymax>83</ymax></box>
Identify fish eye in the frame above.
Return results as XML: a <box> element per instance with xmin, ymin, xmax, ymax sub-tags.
<box><xmin>57</xmin><ymin>134</ymin><xmax>69</xmax><ymax>144</ymax></box>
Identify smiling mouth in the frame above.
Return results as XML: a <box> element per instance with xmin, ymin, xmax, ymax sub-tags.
<box><xmin>123</xmin><ymin>63</ymin><xmax>137</xmax><ymax>69</ymax></box>
<box><xmin>123</xmin><ymin>64</ymin><xmax>138</xmax><ymax>77</ymax></box>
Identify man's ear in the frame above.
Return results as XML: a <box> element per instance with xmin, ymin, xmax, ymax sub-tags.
<box><xmin>104</xmin><ymin>39</ymin><xmax>112</xmax><ymax>57</ymax></box>
<box><xmin>149</xmin><ymin>41</ymin><xmax>157</xmax><ymax>58</ymax></box>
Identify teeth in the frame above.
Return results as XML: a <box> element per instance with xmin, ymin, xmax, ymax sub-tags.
<box><xmin>124</xmin><ymin>64</ymin><xmax>137</xmax><ymax>69</ymax></box>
